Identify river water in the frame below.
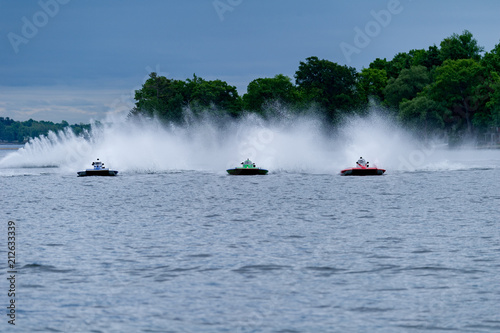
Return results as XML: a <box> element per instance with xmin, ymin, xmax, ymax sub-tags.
<box><xmin>1</xmin><ymin>117</ymin><xmax>500</xmax><ymax>332</ymax></box>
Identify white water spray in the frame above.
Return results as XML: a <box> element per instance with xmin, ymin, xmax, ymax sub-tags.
<box><xmin>1</xmin><ymin>109</ymin><xmax>498</xmax><ymax>175</ymax></box>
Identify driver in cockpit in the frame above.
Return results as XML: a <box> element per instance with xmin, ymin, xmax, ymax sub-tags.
<box><xmin>356</xmin><ymin>157</ymin><xmax>366</xmax><ymax>167</ymax></box>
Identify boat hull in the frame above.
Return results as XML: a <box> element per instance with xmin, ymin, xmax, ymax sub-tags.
<box><xmin>77</xmin><ymin>170</ymin><xmax>119</xmax><ymax>177</ymax></box>
<box><xmin>226</xmin><ymin>168</ymin><xmax>268</xmax><ymax>175</ymax></box>
<box><xmin>340</xmin><ymin>168</ymin><xmax>385</xmax><ymax>176</ymax></box>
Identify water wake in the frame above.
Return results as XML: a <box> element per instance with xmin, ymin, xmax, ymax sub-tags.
<box><xmin>1</xmin><ymin>109</ymin><xmax>498</xmax><ymax>174</ymax></box>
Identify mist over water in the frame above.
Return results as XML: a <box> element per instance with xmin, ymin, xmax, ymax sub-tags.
<box><xmin>1</xmin><ymin>109</ymin><xmax>499</xmax><ymax>175</ymax></box>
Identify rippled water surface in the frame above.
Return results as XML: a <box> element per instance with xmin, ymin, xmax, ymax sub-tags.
<box><xmin>1</xmin><ymin>149</ymin><xmax>500</xmax><ymax>332</ymax></box>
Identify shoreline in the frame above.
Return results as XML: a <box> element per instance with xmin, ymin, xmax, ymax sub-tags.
<box><xmin>0</xmin><ymin>143</ymin><xmax>24</xmax><ymax>150</ymax></box>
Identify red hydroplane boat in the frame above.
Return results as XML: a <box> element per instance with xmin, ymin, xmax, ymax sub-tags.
<box><xmin>340</xmin><ymin>158</ymin><xmax>385</xmax><ymax>176</ymax></box>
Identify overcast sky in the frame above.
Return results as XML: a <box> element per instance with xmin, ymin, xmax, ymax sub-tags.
<box><xmin>1</xmin><ymin>0</ymin><xmax>500</xmax><ymax>124</ymax></box>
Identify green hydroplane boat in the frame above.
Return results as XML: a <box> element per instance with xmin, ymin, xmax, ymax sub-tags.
<box><xmin>227</xmin><ymin>159</ymin><xmax>268</xmax><ymax>175</ymax></box>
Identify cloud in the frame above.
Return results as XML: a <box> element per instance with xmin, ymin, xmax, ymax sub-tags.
<box><xmin>0</xmin><ymin>86</ymin><xmax>132</xmax><ymax>124</ymax></box>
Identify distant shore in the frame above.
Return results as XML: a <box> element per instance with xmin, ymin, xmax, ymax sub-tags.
<box><xmin>0</xmin><ymin>143</ymin><xmax>24</xmax><ymax>149</ymax></box>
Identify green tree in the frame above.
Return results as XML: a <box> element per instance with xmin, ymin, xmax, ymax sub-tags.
<box><xmin>0</xmin><ymin>117</ymin><xmax>87</xmax><ymax>143</ymax></box>
<box><xmin>372</xmin><ymin>46</ymin><xmax>441</xmax><ymax>79</ymax></box>
<box><xmin>295</xmin><ymin>56</ymin><xmax>362</xmax><ymax>122</ymax></box>
<box><xmin>408</xmin><ymin>46</ymin><xmax>443</xmax><ymax>69</ymax></box>
<box><xmin>185</xmin><ymin>75</ymin><xmax>242</xmax><ymax>117</ymax></box>
<box><xmin>368</xmin><ymin>58</ymin><xmax>389</xmax><ymax>71</ymax></box>
<box><xmin>131</xmin><ymin>72</ymin><xmax>186</xmax><ymax>122</ymax></box>
<box><xmin>476</xmin><ymin>72</ymin><xmax>500</xmax><ymax>129</ymax></box>
<box><xmin>471</xmin><ymin>42</ymin><xmax>500</xmax><ymax>132</ymax></box>
<box><xmin>386</xmin><ymin>52</ymin><xmax>412</xmax><ymax>78</ymax></box>
<box><xmin>429</xmin><ymin>59</ymin><xmax>485</xmax><ymax>134</ymax></box>
<box><xmin>242</xmin><ymin>74</ymin><xmax>298</xmax><ymax>113</ymax></box>
<box><xmin>408</xmin><ymin>49</ymin><xmax>427</xmax><ymax>67</ymax></box>
<box><xmin>481</xmin><ymin>42</ymin><xmax>500</xmax><ymax>73</ymax></box>
<box><xmin>421</xmin><ymin>45</ymin><xmax>443</xmax><ymax>69</ymax></box>
<box><xmin>358</xmin><ymin>68</ymin><xmax>387</xmax><ymax>103</ymax></box>
<box><xmin>384</xmin><ymin>65</ymin><xmax>431</xmax><ymax>108</ymax></box>
<box><xmin>439</xmin><ymin>30</ymin><xmax>484</xmax><ymax>61</ymax></box>
<box><xmin>399</xmin><ymin>94</ymin><xmax>447</xmax><ymax>140</ymax></box>
<box><xmin>131</xmin><ymin>73</ymin><xmax>243</xmax><ymax>122</ymax></box>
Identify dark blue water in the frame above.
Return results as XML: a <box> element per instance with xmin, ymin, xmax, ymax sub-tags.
<box><xmin>1</xmin><ymin>148</ymin><xmax>500</xmax><ymax>332</ymax></box>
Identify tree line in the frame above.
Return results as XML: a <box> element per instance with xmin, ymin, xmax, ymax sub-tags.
<box><xmin>0</xmin><ymin>117</ymin><xmax>90</xmax><ymax>143</ymax></box>
<box><xmin>2</xmin><ymin>30</ymin><xmax>498</xmax><ymax>144</ymax></box>
<box><xmin>130</xmin><ymin>30</ymin><xmax>500</xmax><ymax>144</ymax></box>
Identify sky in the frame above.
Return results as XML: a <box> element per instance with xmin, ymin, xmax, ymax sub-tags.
<box><xmin>1</xmin><ymin>0</ymin><xmax>500</xmax><ymax>124</ymax></box>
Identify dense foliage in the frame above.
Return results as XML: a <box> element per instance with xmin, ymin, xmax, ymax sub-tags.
<box><xmin>0</xmin><ymin>117</ymin><xmax>90</xmax><ymax>143</ymax></box>
<box><xmin>130</xmin><ymin>30</ymin><xmax>500</xmax><ymax>143</ymax></box>
<box><xmin>128</xmin><ymin>73</ymin><xmax>242</xmax><ymax>122</ymax></box>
